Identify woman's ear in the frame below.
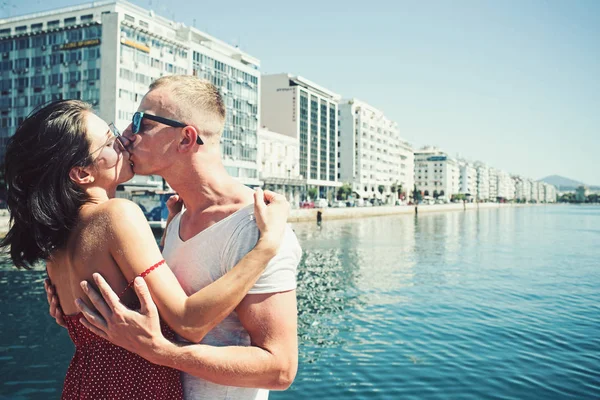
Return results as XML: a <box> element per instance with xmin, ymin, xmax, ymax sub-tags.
<box><xmin>69</xmin><ymin>166</ymin><xmax>95</xmax><ymax>185</ymax></box>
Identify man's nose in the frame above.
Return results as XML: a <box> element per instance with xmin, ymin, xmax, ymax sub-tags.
<box><xmin>121</xmin><ymin>124</ymin><xmax>136</xmax><ymax>150</ymax></box>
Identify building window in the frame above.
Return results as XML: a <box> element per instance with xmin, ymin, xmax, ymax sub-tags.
<box><xmin>16</xmin><ymin>38</ymin><xmax>29</xmax><ymax>50</ymax></box>
<box><xmin>0</xmin><ymin>41</ymin><xmax>12</xmax><ymax>52</ymax></box>
<box><xmin>64</xmin><ymin>17</ymin><xmax>77</xmax><ymax>26</ymax></box>
<box><xmin>15</xmin><ymin>58</ymin><xmax>29</xmax><ymax>69</ymax></box>
<box><xmin>32</xmin><ymin>35</ymin><xmax>46</xmax><ymax>47</ymax></box>
<box><xmin>124</xmin><ymin>14</ymin><xmax>135</xmax><ymax>23</ymax></box>
<box><xmin>81</xmin><ymin>14</ymin><xmax>94</xmax><ymax>22</ymax></box>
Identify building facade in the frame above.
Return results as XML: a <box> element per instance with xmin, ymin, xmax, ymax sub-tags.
<box><xmin>458</xmin><ymin>160</ymin><xmax>477</xmax><ymax>199</ymax></box>
<box><xmin>474</xmin><ymin>162</ymin><xmax>490</xmax><ymax>201</ymax></box>
<box><xmin>261</xmin><ymin>73</ymin><xmax>341</xmax><ymax>201</ymax></box>
<box><xmin>414</xmin><ymin>146</ymin><xmax>459</xmax><ymax>200</ymax></box>
<box><xmin>0</xmin><ymin>0</ymin><xmax>260</xmax><ymax>186</ymax></box>
<box><xmin>338</xmin><ymin>98</ymin><xmax>413</xmax><ymax>203</ymax></box>
<box><xmin>257</xmin><ymin>127</ymin><xmax>303</xmax><ymax>207</ymax></box>
<box><xmin>513</xmin><ymin>176</ymin><xmax>532</xmax><ymax>202</ymax></box>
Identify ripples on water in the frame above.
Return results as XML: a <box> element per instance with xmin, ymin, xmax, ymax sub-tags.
<box><xmin>1</xmin><ymin>206</ymin><xmax>599</xmax><ymax>399</ymax></box>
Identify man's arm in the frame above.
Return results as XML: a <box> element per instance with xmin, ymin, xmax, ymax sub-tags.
<box><xmin>78</xmin><ymin>276</ymin><xmax>298</xmax><ymax>390</ymax></box>
<box><xmin>154</xmin><ymin>290</ymin><xmax>298</xmax><ymax>389</ymax></box>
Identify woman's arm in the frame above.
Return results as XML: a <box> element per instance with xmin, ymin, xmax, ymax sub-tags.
<box><xmin>105</xmin><ymin>189</ymin><xmax>289</xmax><ymax>343</ymax></box>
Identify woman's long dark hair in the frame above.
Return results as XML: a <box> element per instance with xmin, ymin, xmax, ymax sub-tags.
<box><xmin>1</xmin><ymin>100</ymin><xmax>94</xmax><ymax>269</ymax></box>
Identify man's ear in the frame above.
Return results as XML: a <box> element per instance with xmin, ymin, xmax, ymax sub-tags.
<box><xmin>69</xmin><ymin>166</ymin><xmax>94</xmax><ymax>185</ymax></box>
<box><xmin>178</xmin><ymin>126</ymin><xmax>199</xmax><ymax>151</ymax></box>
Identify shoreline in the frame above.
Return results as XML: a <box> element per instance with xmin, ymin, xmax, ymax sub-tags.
<box><xmin>288</xmin><ymin>202</ymin><xmax>536</xmax><ymax>223</ymax></box>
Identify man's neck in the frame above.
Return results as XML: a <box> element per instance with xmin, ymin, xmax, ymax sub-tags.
<box><xmin>163</xmin><ymin>157</ymin><xmax>253</xmax><ymax>217</ymax></box>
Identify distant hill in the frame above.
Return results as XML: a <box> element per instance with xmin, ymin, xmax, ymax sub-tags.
<box><xmin>540</xmin><ymin>175</ymin><xmax>599</xmax><ymax>191</ymax></box>
<box><xmin>540</xmin><ymin>175</ymin><xmax>583</xmax><ymax>189</ymax></box>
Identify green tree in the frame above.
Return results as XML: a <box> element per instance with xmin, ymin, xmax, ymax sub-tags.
<box><xmin>308</xmin><ymin>187</ymin><xmax>318</xmax><ymax>200</ymax></box>
<box><xmin>413</xmin><ymin>184</ymin><xmax>422</xmax><ymax>202</ymax></box>
<box><xmin>378</xmin><ymin>185</ymin><xmax>385</xmax><ymax>195</ymax></box>
<box><xmin>337</xmin><ymin>183</ymin><xmax>352</xmax><ymax>200</ymax></box>
<box><xmin>433</xmin><ymin>190</ymin><xmax>439</xmax><ymax>199</ymax></box>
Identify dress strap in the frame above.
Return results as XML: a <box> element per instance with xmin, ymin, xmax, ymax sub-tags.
<box><xmin>119</xmin><ymin>260</ymin><xmax>166</xmax><ymax>299</ymax></box>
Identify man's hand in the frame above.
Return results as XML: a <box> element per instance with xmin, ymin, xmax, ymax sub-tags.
<box><xmin>44</xmin><ymin>278</ymin><xmax>65</xmax><ymax>328</ymax></box>
<box><xmin>165</xmin><ymin>193</ymin><xmax>183</xmax><ymax>223</ymax></box>
<box><xmin>76</xmin><ymin>273</ymin><xmax>171</xmax><ymax>361</ymax></box>
<box><xmin>254</xmin><ymin>188</ymin><xmax>290</xmax><ymax>252</ymax></box>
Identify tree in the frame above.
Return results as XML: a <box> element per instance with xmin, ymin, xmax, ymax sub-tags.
<box><xmin>439</xmin><ymin>190</ymin><xmax>445</xmax><ymax>197</ymax></box>
<box><xmin>391</xmin><ymin>183</ymin><xmax>397</xmax><ymax>195</ymax></box>
<box><xmin>378</xmin><ymin>185</ymin><xmax>385</xmax><ymax>195</ymax></box>
<box><xmin>337</xmin><ymin>183</ymin><xmax>352</xmax><ymax>200</ymax></box>
<box><xmin>413</xmin><ymin>184</ymin><xmax>422</xmax><ymax>202</ymax></box>
<box><xmin>433</xmin><ymin>190</ymin><xmax>439</xmax><ymax>199</ymax></box>
<box><xmin>424</xmin><ymin>190</ymin><xmax>429</xmax><ymax>197</ymax></box>
<box><xmin>308</xmin><ymin>187</ymin><xmax>318</xmax><ymax>200</ymax></box>
<box><xmin>451</xmin><ymin>193</ymin><xmax>466</xmax><ymax>202</ymax></box>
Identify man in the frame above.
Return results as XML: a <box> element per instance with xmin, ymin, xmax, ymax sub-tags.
<box><xmin>47</xmin><ymin>75</ymin><xmax>301</xmax><ymax>399</ymax></box>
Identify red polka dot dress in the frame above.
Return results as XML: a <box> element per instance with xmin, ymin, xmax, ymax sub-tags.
<box><xmin>60</xmin><ymin>263</ymin><xmax>183</xmax><ymax>399</ymax></box>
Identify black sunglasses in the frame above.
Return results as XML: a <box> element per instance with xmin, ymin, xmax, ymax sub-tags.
<box><xmin>132</xmin><ymin>111</ymin><xmax>203</xmax><ymax>145</ymax></box>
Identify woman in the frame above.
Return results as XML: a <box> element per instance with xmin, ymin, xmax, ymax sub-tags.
<box><xmin>0</xmin><ymin>99</ymin><xmax>289</xmax><ymax>399</ymax></box>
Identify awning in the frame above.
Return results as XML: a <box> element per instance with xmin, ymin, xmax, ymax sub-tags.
<box><xmin>352</xmin><ymin>189</ymin><xmax>368</xmax><ymax>199</ymax></box>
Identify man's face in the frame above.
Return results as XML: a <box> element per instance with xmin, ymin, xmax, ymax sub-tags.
<box><xmin>122</xmin><ymin>89</ymin><xmax>179</xmax><ymax>176</ymax></box>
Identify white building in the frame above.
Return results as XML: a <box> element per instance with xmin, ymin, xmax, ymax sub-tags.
<box><xmin>474</xmin><ymin>162</ymin><xmax>490</xmax><ymax>201</ymax></box>
<box><xmin>530</xmin><ymin>181</ymin><xmax>540</xmax><ymax>203</ymax></box>
<box><xmin>488</xmin><ymin>168</ymin><xmax>499</xmax><ymax>200</ymax></box>
<box><xmin>338</xmin><ymin>98</ymin><xmax>413</xmax><ymax>203</ymax></box>
<box><xmin>537</xmin><ymin>181</ymin><xmax>545</xmax><ymax>202</ymax></box>
<box><xmin>414</xmin><ymin>146</ymin><xmax>459</xmax><ymax>200</ymax></box>
<box><xmin>0</xmin><ymin>0</ymin><xmax>261</xmax><ymax>186</ymax></box>
<box><xmin>261</xmin><ymin>73</ymin><xmax>341</xmax><ymax>201</ymax></box>
<box><xmin>543</xmin><ymin>183</ymin><xmax>557</xmax><ymax>203</ymax></box>
<box><xmin>497</xmin><ymin>170</ymin><xmax>515</xmax><ymax>200</ymax></box>
<box><xmin>513</xmin><ymin>176</ymin><xmax>532</xmax><ymax>202</ymax></box>
<box><xmin>257</xmin><ymin>127</ymin><xmax>303</xmax><ymax>207</ymax></box>
<box><xmin>458</xmin><ymin>160</ymin><xmax>477</xmax><ymax>199</ymax></box>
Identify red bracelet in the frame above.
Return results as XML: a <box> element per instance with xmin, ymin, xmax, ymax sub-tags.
<box><xmin>119</xmin><ymin>260</ymin><xmax>166</xmax><ymax>298</ymax></box>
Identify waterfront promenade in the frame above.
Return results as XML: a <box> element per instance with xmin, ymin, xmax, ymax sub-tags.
<box><xmin>288</xmin><ymin>202</ymin><xmax>523</xmax><ymax>222</ymax></box>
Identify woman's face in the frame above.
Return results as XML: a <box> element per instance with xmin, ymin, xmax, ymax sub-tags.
<box><xmin>85</xmin><ymin>113</ymin><xmax>134</xmax><ymax>186</ymax></box>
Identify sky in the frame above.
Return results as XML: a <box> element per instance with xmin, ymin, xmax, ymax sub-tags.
<box><xmin>3</xmin><ymin>0</ymin><xmax>600</xmax><ymax>184</ymax></box>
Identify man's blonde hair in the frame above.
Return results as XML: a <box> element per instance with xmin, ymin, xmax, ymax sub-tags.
<box><xmin>149</xmin><ymin>75</ymin><xmax>226</xmax><ymax>140</ymax></box>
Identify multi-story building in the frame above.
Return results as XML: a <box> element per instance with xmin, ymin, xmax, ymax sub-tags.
<box><xmin>0</xmin><ymin>0</ymin><xmax>261</xmax><ymax>186</ymax></box>
<box><xmin>488</xmin><ymin>168</ymin><xmax>499</xmax><ymax>201</ymax></box>
<box><xmin>497</xmin><ymin>170</ymin><xmax>515</xmax><ymax>201</ymax></box>
<box><xmin>530</xmin><ymin>181</ymin><xmax>540</xmax><ymax>203</ymax></box>
<box><xmin>543</xmin><ymin>183</ymin><xmax>557</xmax><ymax>203</ymax></box>
<box><xmin>338</xmin><ymin>98</ymin><xmax>413</xmax><ymax>203</ymax></box>
<box><xmin>257</xmin><ymin>127</ymin><xmax>304</xmax><ymax>207</ymax></box>
<box><xmin>513</xmin><ymin>176</ymin><xmax>532</xmax><ymax>202</ymax></box>
<box><xmin>575</xmin><ymin>185</ymin><xmax>588</xmax><ymax>203</ymax></box>
<box><xmin>458</xmin><ymin>160</ymin><xmax>477</xmax><ymax>199</ymax></box>
<box><xmin>261</xmin><ymin>73</ymin><xmax>341</xmax><ymax>201</ymax></box>
<box><xmin>474</xmin><ymin>162</ymin><xmax>490</xmax><ymax>201</ymax></box>
<box><xmin>537</xmin><ymin>181</ymin><xmax>545</xmax><ymax>202</ymax></box>
<box><xmin>414</xmin><ymin>146</ymin><xmax>459</xmax><ymax>200</ymax></box>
